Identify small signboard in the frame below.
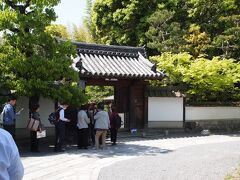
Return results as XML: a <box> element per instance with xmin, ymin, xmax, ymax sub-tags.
<box><xmin>37</xmin><ymin>130</ymin><xmax>46</xmax><ymax>139</ymax></box>
<box><xmin>118</xmin><ymin>113</ymin><xmax>124</xmax><ymax>128</ymax></box>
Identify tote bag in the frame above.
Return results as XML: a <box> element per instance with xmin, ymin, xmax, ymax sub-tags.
<box><xmin>27</xmin><ymin>118</ymin><xmax>40</xmax><ymax>131</ymax></box>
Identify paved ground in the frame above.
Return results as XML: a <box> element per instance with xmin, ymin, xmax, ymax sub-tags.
<box><xmin>20</xmin><ymin>133</ymin><xmax>240</xmax><ymax>180</ymax></box>
<box><xmin>98</xmin><ymin>139</ymin><xmax>240</xmax><ymax>180</ymax></box>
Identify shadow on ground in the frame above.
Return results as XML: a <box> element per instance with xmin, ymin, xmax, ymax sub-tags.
<box><xmin>19</xmin><ymin>131</ymin><xmax>240</xmax><ymax>159</ymax></box>
<box><xmin>18</xmin><ymin>135</ymin><xmax>173</xmax><ymax>159</ymax></box>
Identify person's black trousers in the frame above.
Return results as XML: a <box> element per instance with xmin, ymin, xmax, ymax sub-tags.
<box><xmin>89</xmin><ymin>124</ymin><xmax>95</xmax><ymax>145</ymax></box>
<box><xmin>55</xmin><ymin>121</ymin><xmax>66</xmax><ymax>151</ymax></box>
<box><xmin>110</xmin><ymin>128</ymin><xmax>118</xmax><ymax>143</ymax></box>
<box><xmin>3</xmin><ymin>124</ymin><xmax>16</xmax><ymax>140</ymax></box>
<box><xmin>77</xmin><ymin>128</ymin><xmax>89</xmax><ymax>149</ymax></box>
<box><xmin>30</xmin><ymin>131</ymin><xmax>39</xmax><ymax>152</ymax></box>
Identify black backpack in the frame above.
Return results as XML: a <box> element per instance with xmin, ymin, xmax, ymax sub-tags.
<box><xmin>48</xmin><ymin>108</ymin><xmax>62</xmax><ymax>125</ymax></box>
<box><xmin>114</xmin><ymin>114</ymin><xmax>122</xmax><ymax>129</ymax></box>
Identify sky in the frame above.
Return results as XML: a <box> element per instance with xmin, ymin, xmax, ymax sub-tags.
<box><xmin>54</xmin><ymin>0</ymin><xmax>87</xmax><ymax>27</ymax></box>
<box><xmin>0</xmin><ymin>0</ymin><xmax>88</xmax><ymax>37</ymax></box>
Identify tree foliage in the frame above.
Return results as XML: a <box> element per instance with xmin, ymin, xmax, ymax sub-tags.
<box><xmin>145</xmin><ymin>1</ymin><xmax>189</xmax><ymax>54</ymax></box>
<box><xmin>186</xmin><ymin>0</ymin><xmax>240</xmax><ymax>59</ymax></box>
<box><xmin>0</xmin><ymin>0</ymin><xmax>86</xmax><ymax>106</ymax></box>
<box><xmin>72</xmin><ymin>24</ymin><xmax>94</xmax><ymax>43</ymax></box>
<box><xmin>183</xmin><ymin>24</ymin><xmax>211</xmax><ymax>57</ymax></box>
<box><xmin>91</xmin><ymin>0</ymin><xmax>240</xmax><ymax>102</ymax></box>
<box><xmin>85</xmin><ymin>86</ymin><xmax>114</xmax><ymax>104</ymax></box>
<box><xmin>91</xmin><ymin>0</ymin><xmax>240</xmax><ymax>60</ymax></box>
<box><xmin>151</xmin><ymin>53</ymin><xmax>240</xmax><ymax>102</ymax></box>
<box><xmin>45</xmin><ymin>24</ymin><xmax>70</xmax><ymax>39</ymax></box>
<box><xmin>91</xmin><ymin>0</ymin><xmax>159</xmax><ymax>46</ymax></box>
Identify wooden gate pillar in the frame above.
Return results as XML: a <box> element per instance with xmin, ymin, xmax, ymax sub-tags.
<box><xmin>129</xmin><ymin>80</ymin><xmax>146</xmax><ymax>129</ymax></box>
<box><xmin>114</xmin><ymin>82</ymin><xmax>130</xmax><ymax>129</ymax></box>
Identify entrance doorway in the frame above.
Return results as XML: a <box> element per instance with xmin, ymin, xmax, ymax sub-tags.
<box><xmin>75</xmin><ymin>42</ymin><xmax>165</xmax><ymax>130</ymax></box>
<box><xmin>83</xmin><ymin>78</ymin><xmax>146</xmax><ymax>130</ymax></box>
<box><xmin>85</xmin><ymin>85</ymin><xmax>128</xmax><ymax>129</ymax></box>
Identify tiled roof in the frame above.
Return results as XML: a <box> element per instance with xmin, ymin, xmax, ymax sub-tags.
<box><xmin>72</xmin><ymin>42</ymin><xmax>165</xmax><ymax>80</ymax></box>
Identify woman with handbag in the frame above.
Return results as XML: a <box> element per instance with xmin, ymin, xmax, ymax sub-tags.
<box><xmin>29</xmin><ymin>104</ymin><xmax>42</xmax><ymax>152</ymax></box>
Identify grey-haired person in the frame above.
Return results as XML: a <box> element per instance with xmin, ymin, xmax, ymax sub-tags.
<box><xmin>94</xmin><ymin>103</ymin><xmax>110</xmax><ymax>149</ymax></box>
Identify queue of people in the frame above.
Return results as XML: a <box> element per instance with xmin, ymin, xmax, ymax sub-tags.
<box><xmin>77</xmin><ymin>102</ymin><xmax>120</xmax><ymax>150</ymax></box>
<box><xmin>1</xmin><ymin>95</ymin><xmax>121</xmax><ymax>154</ymax></box>
<box><xmin>51</xmin><ymin>101</ymin><xmax>120</xmax><ymax>151</ymax></box>
<box><xmin>60</xmin><ymin>102</ymin><xmax>120</xmax><ymax>151</ymax></box>
<box><xmin>0</xmin><ymin>95</ymin><xmax>122</xmax><ymax>180</ymax></box>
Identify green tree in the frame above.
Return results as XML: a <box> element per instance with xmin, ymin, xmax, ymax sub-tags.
<box><xmin>0</xmin><ymin>0</ymin><xmax>86</xmax><ymax>107</ymax></box>
<box><xmin>151</xmin><ymin>53</ymin><xmax>240</xmax><ymax>102</ymax></box>
<box><xmin>187</xmin><ymin>0</ymin><xmax>240</xmax><ymax>60</ymax></box>
<box><xmin>45</xmin><ymin>24</ymin><xmax>70</xmax><ymax>39</ymax></box>
<box><xmin>85</xmin><ymin>86</ymin><xmax>114</xmax><ymax>104</ymax></box>
<box><xmin>146</xmin><ymin>7</ymin><xmax>186</xmax><ymax>54</ymax></box>
<box><xmin>183</xmin><ymin>24</ymin><xmax>210</xmax><ymax>57</ymax></box>
<box><xmin>91</xmin><ymin>0</ymin><xmax>240</xmax><ymax>59</ymax></box>
<box><xmin>72</xmin><ymin>24</ymin><xmax>94</xmax><ymax>43</ymax></box>
<box><xmin>212</xmin><ymin>15</ymin><xmax>240</xmax><ymax>59</ymax></box>
<box><xmin>91</xmin><ymin>0</ymin><xmax>159</xmax><ymax>46</ymax></box>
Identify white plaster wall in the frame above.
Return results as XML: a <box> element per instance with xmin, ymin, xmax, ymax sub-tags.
<box><xmin>38</xmin><ymin>97</ymin><xmax>55</xmax><ymax>127</ymax></box>
<box><xmin>186</xmin><ymin>106</ymin><xmax>240</xmax><ymax>121</ymax></box>
<box><xmin>16</xmin><ymin>97</ymin><xmax>55</xmax><ymax>128</ymax></box>
<box><xmin>148</xmin><ymin>97</ymin><xmax>183</xmax><ymax>122</ymax></box>
<box><xmin>15</xmin><ymin>97</ymin><xmax>29</xmax><ymax>128</ymax></box>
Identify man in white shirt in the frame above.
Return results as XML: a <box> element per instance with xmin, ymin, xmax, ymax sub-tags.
<box><xmin>0</xmin><ymin>128</ymin><xmax>24</xmax><ymax>180</ymax></box>
<box><xmin>77</xmin><ymin>105</ymin><xmax>90</xmax><ymax>149</ymax></box>
<box><xmin>54</xmin><ymin>104</ymin><xmax>70</xmax><ymax>152</ymax></box>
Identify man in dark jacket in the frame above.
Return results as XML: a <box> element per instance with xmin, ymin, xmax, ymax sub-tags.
<box><xmin>109</xmin><ymin>106</ymin><xmax>120</xmax><ymax>145</ymax></box>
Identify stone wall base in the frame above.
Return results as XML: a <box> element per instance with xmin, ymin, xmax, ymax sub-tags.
<box><xmin>185</xmin><ymin>119</ymin><xmax>240</xmax><ymax>131</ymax></box>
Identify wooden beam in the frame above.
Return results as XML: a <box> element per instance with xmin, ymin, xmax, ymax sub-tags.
<box><xmin>83</xmin><ymin>78</ymin><xmax>133</xmax><ymax>86</ymax></box>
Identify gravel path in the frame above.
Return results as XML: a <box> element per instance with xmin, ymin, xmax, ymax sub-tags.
<box><xmin>20</xmin><ymin>134</ymin><xmax>240</xmax><ymax>180</ymax></box>
<box><xmin>98</xmin><ymin>139</ymin><xmax>240</xmax><ymax>180</ymax></box>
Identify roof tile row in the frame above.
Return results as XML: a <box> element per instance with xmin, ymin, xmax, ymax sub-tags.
<box><xmin>73</xmin><ymin>42</ymin><xmax>165</xmax><ymax>80</ymax></box>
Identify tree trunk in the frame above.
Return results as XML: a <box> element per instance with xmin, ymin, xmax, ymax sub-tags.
<box><xmin>29</xmin><ymin>96</ymin><xmax>40</xmax><ymax>114</ymax></box>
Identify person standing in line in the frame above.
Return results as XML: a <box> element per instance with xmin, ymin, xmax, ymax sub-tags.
<box><xmin>0</xmin><ymin>128</ymin><xmax>24</xmax><ymax>180</ymax></box>
<box><xmin>2</xmin><ymin>95</ymin><xmax>20</xmax><ymax>140</ymax></box>
<box><xmin>94</xmin><ymin>103</ymin><xmax>110</xmax><ymax>149</ymax></box>
<box><xmin>87</xmin><ymin>103</ymin><xmax>98</xmax><ymax>146</ymax></box>
<box><xmin>54</xmin><ymin>103</ymin><xmax>70</xmax><ymax>152</ymax></box>
<box><xmin>107</xmin><ymin>102</ymin><xmax>112</xmax><ymax>117</ymax></box>
<box><xmin>110</xmin><ymin>106</ymin><xmax>119</xmax><ymax>145</ymax></box>
<box><xmin>77</xmin><ymin>105</ymin><xmax>90</xmax><ymax>149</ymax></box>
<box><xmin>64</xmin><ymin>106</ymin><xmax>78</xmax><ymax>144</ymax></box>
<box><xmin>29</xmin><ymin>104</ymin><xmax>42</xmax><ymax>152</ymax></box>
